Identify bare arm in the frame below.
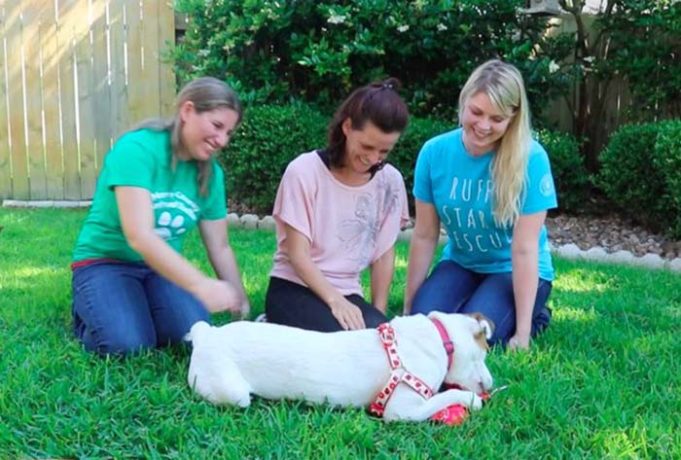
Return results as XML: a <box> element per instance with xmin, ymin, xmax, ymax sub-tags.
<box><xmin>284</xmin><ymin>223</ymin><xmax>365</xmax><ymax>330</ymax></box>
<box><xmin>199</xmin><ymin>218</ymin><xmax>250</xmax><ymax>318</ymax></box>
<box><xmin>404</xmin><ymin>200</ymin><xmax>441</xmax><ymax>314</ymax></box>
<box><xmin>116</xmin><ymin>186</ymin><xmax>239</xmax><ymax>313</ymax></box>
<box><xmin>509</xmin><ymin>211</ymin><xmax>546</xmax><ymax>350</ymax></box>
<box><xmin>370</xmin><ymin>246</ymin><xmax>396</xmax><ymax>314</ymax></box>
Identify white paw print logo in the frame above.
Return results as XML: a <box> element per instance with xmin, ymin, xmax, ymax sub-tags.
<box><xmin>154</xmin><ymin>211</ymin><xmax>187</xmax><ymax>240</ymax></box>
<box><xmin>539</xmin><ymin>174</ymin><xmax>554</xmax><ymax>197</ymax></box>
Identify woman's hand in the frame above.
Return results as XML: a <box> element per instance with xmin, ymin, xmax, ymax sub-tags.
<box><xmin>507</xmin><ymin>332</ymin><xmax>531</xmax><ymax>351</ymax></box>
<box><xmin>192</xmin><ymin>278</ymin><xmax>240</xmax><ymax>313</ymax></box>
<box><xmin>239</xmin><ymin>299</ymin><xmax>251</xmax><ymax>320</ymax></box>
<box><xmin>328</xmin><ymin>297</ymin><xmax>365</xmax><ymax>331</ymax></box>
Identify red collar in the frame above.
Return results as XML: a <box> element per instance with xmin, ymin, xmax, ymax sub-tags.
<box><xmin>430</xmin><ymin>317</ymin><xmax>454</xmax><ymax>370</ymax></box>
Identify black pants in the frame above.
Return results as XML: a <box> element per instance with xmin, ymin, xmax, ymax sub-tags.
<box><xmin>265</xmin><ymin>276</ymin><xmax>388</xmax><ymax>332</ymax></box>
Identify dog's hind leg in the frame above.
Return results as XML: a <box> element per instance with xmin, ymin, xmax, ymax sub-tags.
<box><xmin>384</xmin><ymin>389</ymin><xmax>482</xmax><ymax>422</ymax></box>
<box><xmin>188</xmin><ymin>352</ymin><xmax>253</xmax><ymax>408</ymax></box>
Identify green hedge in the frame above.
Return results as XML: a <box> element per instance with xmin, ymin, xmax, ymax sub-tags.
<box><xmin>174</xmin><ymin>0</ymin><xmax>569</xmax><ymax>121</ymax></box>
<box><xmin>652</xmin><ymin>120</ymin><xmax>681</xmax><ymax>238</ymax></box>
<box><xmin>221</xmin><ymin>104</ymin><xmax>451</xmax><ymax>215</ymax></box>
<box><xmin>222</xmin><ymin>103</ymin><xmax>591</xmax><ymax>219</ymax></box>
<box><xmin>535</xmin><ymin>129</ymin><xmax>589</xmax><ymax>214</ymax></box>
<box><xmin>598</xmin><ymin>120</ymin><xmax>681</xmax><ymax>238</ymax></box>
<box><xmin>221</xmin><ymin>103</ymin><xmax>327</xmax><ymax>214</ymax></box>
<box><xmin>388</xmin><ymin>116</ymin><xmax>453</xmax><ymax>209</ymax></box>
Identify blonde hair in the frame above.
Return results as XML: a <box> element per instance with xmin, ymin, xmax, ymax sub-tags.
<box><xmin>458</xmin><ymin>60</ymin><xmax>531</xmax><ymax>227</ymax></box>
<box><xmin>134</xmin><ymin>77</ymin><xmax>242</xmax><ymax>196</ymax></box>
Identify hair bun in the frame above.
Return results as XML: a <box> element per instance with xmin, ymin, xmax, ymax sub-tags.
<box><xmin>379</xmin><ymin>77</ymin><xmax>402</xmax><ymax>92</ymax></box>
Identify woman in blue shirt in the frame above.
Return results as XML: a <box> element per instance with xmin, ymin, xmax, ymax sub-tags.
<box><xmin>404</xmin><ymin>60</ymin><xmax>557</xmax><ymax>350</ymax></box>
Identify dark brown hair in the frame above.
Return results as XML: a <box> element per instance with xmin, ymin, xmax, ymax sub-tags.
<box><xmin>326</xmin><ymin>77</ymin><xmax>409</xmax><ymax>170</ymax></box>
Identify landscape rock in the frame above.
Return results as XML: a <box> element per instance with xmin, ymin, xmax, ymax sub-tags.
<box><xmin>226</xmin><ymin>213</ymin><xmax>240</xmax><ymax>227</ymax></box>
<box><xmin>398</xmin><ymin>228</ymin><xmax>413</xmax><ymax>242</ymax></box>
<box><xmin>631</xmin><ymin>253</ymin><xmax>665</xmax><ymax>269</ymax></box>
<box><xmin>258</xmin><ymin>216</ymin><xmax>276</xmax><ymax>231</ymax></box>
<box><xmin>667</xmin><ymin>258</ymin><xmax>681</xmax><ymax>272</ymax></box>
<box><xmin>240</xmin><ymin>214</ymin><xmax>259</xmax><ymax>229</ymax></box>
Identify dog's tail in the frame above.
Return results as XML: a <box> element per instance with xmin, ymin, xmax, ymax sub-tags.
<box><xmin>184</xmin><ymin>320</ymin><xmax>212</xmax><ymax>344</ymax></box>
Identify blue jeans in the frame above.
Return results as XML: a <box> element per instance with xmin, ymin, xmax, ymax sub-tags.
<box><xmin>71</xmin><ymin>261</ymin><xmax>210</xmax><ymax>356</ymax></box>
<box><xmin>411</xmin><ymin>260</ymin><xmax>552</xmax><ymax>347</ymax></box>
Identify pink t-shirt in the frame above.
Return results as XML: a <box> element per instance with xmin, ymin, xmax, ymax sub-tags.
<box><xmin>270</xmin><ymin>151</ymin><xmax>410</xmax><ymax>296</ymax></box>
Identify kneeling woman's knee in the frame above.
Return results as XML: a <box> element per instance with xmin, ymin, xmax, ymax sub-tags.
<box><xmin>411</xmin><ymin>288</ymin><xmax>451</xmax><ymax>316</ymax></box>
<box><xmin>87</xmin><ymin>332</ymin><xmax>156</xmax><ymax>357</ymax></box>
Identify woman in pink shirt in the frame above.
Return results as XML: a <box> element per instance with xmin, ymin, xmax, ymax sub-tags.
<box><xmin>265</xmin><ymin>79</ymin><xmax>410</xmax><ymax>332</ymax></box>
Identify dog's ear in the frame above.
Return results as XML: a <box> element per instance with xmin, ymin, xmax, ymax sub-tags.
<box><xmin>478</xmin><ymin>318</ymin><xmax>494</xmax><ymax>340</ymax></box>
<box><xmin>467</xmin><ymin>313</ymin><xmax>495</xmax><ymax>341</ymax></box>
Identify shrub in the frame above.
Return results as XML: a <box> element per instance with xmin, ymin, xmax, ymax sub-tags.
<box><xmin>535</xmin><ymin>129</ymin><xmax>589</xmax><ymax>214</ymax></box>
<box><xmin>221</xmin><ymin>104</ymin><xmax>327</xmax><ymax>214</ymax></box>
<box><xmin>221</xmin><ymin>103</ymin><xmax>454</xmax><ymax>215</ymax></box>
<box><xmin>388</xmin><ymin>117</ymin><xmax>453</xmax><ymax>211</ymax></box>
<box><xmin>652</xmin><ymin>120</ymin><xmax>681</xmax><ymax>238</ymax></box>
<box><xmin>174</xmin><ymin>0</ymin><xmax>569</xmax><ymax>121</ymax></box>
<box><xmin>556</xmin><ymin>0</ymin><xmax>680</xmax><ymax>168</ymax></box>
<box><xmin>598</xmin><ymin>120</ymin><xmax>681</xmax><ymax>236</ymax></box>
<box><xmin>223</xmin><ymin>103</ymin><xmax>600</xmax><ymax>220</ymax></box>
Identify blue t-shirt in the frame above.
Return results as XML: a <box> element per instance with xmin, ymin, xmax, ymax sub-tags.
<box><xmin>413</xmin><ymin>128</ymin><xmax>558</xmax><ymax>280</ymax></box>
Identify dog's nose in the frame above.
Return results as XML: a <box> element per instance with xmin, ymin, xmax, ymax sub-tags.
<box><xmin>478</xmin><ymin>379</ymin><xmax>493</xmax><ymax>393</ymax></box>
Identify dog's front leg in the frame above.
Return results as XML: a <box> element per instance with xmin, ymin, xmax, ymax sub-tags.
<box><xmin>384</xmin><ymin>389</ymin><xmax>482</xmax><ymax>422</ymax></box>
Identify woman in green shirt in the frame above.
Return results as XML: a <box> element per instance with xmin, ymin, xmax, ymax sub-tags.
<box><xmin>71</xmin><ymin>77</ymin><xmax>249</xmax><ymax>356</ymax></box>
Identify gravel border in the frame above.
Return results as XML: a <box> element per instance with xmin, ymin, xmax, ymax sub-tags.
<box><xmin>3</xmin><ymin>199</ymin><xmax>680</xmax><ymax>273</ymax></box>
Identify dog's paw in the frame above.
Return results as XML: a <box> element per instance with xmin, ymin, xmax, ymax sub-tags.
<box><xmin>468</xmin><ymin>392</ymin><xmax>483</xmax><ymax>411</ymax></box>
<box><xmin>233</xmin><ymin>392</ymin><xmax>252</xmax><ymax>408</ymax></box>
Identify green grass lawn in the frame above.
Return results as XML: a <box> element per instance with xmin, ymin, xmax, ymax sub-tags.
<box><xmin>1</xmin><ymin>208</ymin><xmax>679</xmax><ymax>459</ymax></box>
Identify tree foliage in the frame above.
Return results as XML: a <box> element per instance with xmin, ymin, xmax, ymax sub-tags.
<box><xmin>556</xmin><ymin>0</ymin><xmax>680</xmax><ymax>169</ymax></box>
<box><xmin>174</xmin><ymin>0</ymin><xmax>571</xmax><ymax>120</ymax></box>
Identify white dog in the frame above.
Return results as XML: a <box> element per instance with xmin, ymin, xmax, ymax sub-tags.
<box><xmin>186</xmin><ymin>312</ymin><xmax>494</xmax><ymax>422</ymax></box>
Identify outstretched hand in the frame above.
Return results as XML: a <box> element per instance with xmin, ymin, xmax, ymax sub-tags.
<box><xmin>507</xmin><ymin>333</ymin><xmax>530</xmax><ymax>351</ymax></box>
<box><xmin>192</xmin><ymin>278</ymin><xmax>240</xmax><ymax>313</ymax></box>
<box><xmin>238</xmin><ymin>299</ymin><xmax>251</xmax><ymax>320</ymax></box>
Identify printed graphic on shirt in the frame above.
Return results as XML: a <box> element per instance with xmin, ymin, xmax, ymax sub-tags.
<box><xmin>151</xmin><ymin>191</ymin><xmax>200</xmax><ymax>240</ymax></box>
<box><xmin>379</xmin><ymin>176</ymin><xmax>401</xmax><ymax>216</ymax></box>
<box><xmin>440</xmin><ymin>177</ymin><xmax>513</xmax><ymax>254</ymax></box>
<box><xmin>540</xmin><ymin>173</ymin><xmax>555</xmax><ymax>197</ymax></box>
<box><xmin>337</xmin><ymin>193</ymin><xmax>379</xmax><ymax>265</ymax></box>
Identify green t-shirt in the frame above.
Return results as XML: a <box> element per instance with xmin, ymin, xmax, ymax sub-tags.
<box><xmin>73</xmin><ymin>128</ymin><xmax>227</xmax><ymax>262</ymax></box>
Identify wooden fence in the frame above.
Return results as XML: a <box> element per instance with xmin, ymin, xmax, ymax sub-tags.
<box><xmin>0</xmin><ymin>0</ymin><xmax>175</xmax><ymax>201</ymax></box>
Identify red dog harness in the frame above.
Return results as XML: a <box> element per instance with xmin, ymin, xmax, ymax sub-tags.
<box><xmin>368</xmin><ymin>319</ymin><xmax>455</xmax><ymax>417</ymax></box>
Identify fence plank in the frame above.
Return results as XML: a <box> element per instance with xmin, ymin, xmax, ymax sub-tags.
<box><xmin>57</xmin><ymin>0</ymin><xmax>83</xmax><ymax>200</ymax></box>
<box><xmin>157</xmin><ymin>0</ymin><xmax>175</xmax><ymax>117</ymax></box>
<box><xmin>41</xmin><ymin>1</ymin><xmax>64</xmax><ymax>199</ymax></box>
<box><xmin>126</xmin><ymin>0</ymin><xmax>145</xmax><ymax>124</ymax></box>
<box><xmin>24</xmin><ymin>1</ymin><xmax>47</xmax><ymax>199</ymax></box>
<box><xmin>90</xmin><ymin>0</ymin><xmax>111</xmax><ymax>172</ymax></box>
<box><xmin>74</xmin><ymin>2</ymin><xmax>104</xmax><ymax>199</ymax></box>
<box><xmin>0</xmin><ymin>2</ymin><xmax>12</xmax><ymax>199</ymax></box>
<box><xmin>108</xmin><ymin>0</ymin><xmax>128</xmax><ymax>139</ymax></box>
<box><xmin>140</xmin><ymin>0</ymin><xmax>161</xmax><ymax>119</ymax></box>
<box><xmin>5</xmin><ymin>2</ymin><xmax>29</xmax><ymax>199</ymax></box>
